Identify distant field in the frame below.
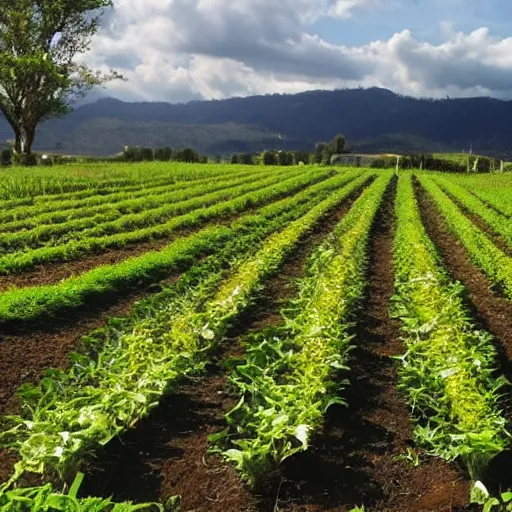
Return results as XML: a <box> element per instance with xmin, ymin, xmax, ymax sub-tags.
<box><xmin>433</xmin><ymin>152</ymin><xmax>472</xmax><ymax>162</ymax></box>
<box><xmin>0</xmin><ymin>163</ymin><xmax>511</xmax><ymax>511</ymax></box>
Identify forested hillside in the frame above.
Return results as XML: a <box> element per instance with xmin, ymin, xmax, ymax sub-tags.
<box><xmin>1</xmin><ymin>87</ymin><xmax>511</xmax><ymax>157</ymax></box>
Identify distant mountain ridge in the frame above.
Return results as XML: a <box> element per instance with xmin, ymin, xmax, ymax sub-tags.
<box><xmin>1</xmin><ymin>88</ymin><xmax>511</xmax><ymax>158</ymax></box>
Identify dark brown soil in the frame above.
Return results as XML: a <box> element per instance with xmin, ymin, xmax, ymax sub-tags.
<box><xmin>261</xmin><ymin>178</ymin><xmax>472</xmax><ymax>512</ymax></box>
<box><xmin>415</xmin><ymin>180</ymin><xmax>512</xmax><ymax>416</ymax></box>
<box><xmin>79</xmin><ymin>183</ymin><xmax>371</xmax><ymax>511</ymax></box>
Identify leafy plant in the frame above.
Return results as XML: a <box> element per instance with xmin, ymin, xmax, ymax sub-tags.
<box><xmin>0</xmin><ymin>171</ymin><xmax>372</xmax><ymax>485</ymax></box>
<box><xmin>211</xmin><ymin>173</ymin><xmax>392</xmax><ymax>484</ymax></box>
<box><xmin>392</xmin><ymin>174</ymin><xmax>510</xmax><ymax>480</ymax></box>
<box><xmin>0</xmin><ymin>472</ymin><xmax>179</xmax><ymax>511</ymax></box>
<box><xmin>471</xmin><ymin>481</ymin><xmax>512</xmax><ymax>511</ymax></box>
<box><xmin>419</xmin><ymin>175</ymin><xmax>512</xmax><ymax>300</ymax></box>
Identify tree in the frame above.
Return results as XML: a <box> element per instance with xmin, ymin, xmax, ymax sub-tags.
<box><xmin>139</xmin><ymin>147</ymin><xmax>154</xmax><ymax>161</ymax></box>
<box><xmin>174</xmin><ymin>147</ymin><xmax>202</xmax><ymax>163</ymax></box>
<box><xmin>321</xmin><ymin>143</ymin><xmax>335</xmax><ymax>166</ymax></box>
<box><xmin>0</xmin><ymin>0</ymin><xmax>121</xmax><ymax>164</ymax></box>
<box><xmin>277</xmin><ymin>150</ymin><xmax>294</xmax><ymax>166</ymax></box>
<box><xmin>154</xmin><ymin>146</ymin><xmax>173</xmax><ymax>161</ymax></box>
<box><xmin>262</xmin><ymin>150</ymin><xmax>278</xmax><ymax>166</ymax></box>
<box><xmin>293</xmin><ymin>150</ymin><xmax>309</xmax><ymax>165</ymax></box>
<box><xmin>333</xmin><ymin>134</ymin><xmax>346</xmax><ymax>154</ymax></box>
<box><xmin>314</xmin><ymin>142</ymin><xmax>327</xmax><ymax>164</ymax></box>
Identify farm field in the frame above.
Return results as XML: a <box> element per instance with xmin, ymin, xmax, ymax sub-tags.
<box><xmin>0</xmin><ymin>163</ymin><xmax>511</xmax><ymax>512</ymax></box>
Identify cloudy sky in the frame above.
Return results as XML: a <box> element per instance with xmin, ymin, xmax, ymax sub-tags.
<box><xmin>83</xmin><ymin>0</ymin><xmax>512</xmax><ymax>103</ymax></box>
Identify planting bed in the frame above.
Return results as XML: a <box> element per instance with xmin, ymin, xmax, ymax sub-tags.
<box><xmin>0</xmin><ymin>163</ymin><xmax>511</xmax><ymax>511</ymax></box>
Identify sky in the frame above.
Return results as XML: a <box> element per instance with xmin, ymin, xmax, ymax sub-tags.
<box><xmin>82</xmin><ymin>0</ymin><xmax>512</xmax><ymax>104</ymax></box>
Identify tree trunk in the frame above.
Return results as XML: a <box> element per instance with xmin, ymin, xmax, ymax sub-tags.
<box><xmin>13</xmin><ymin>128</ymin><xmax>21</xmax><ymax>155</ymax></box>
<box><xmin>15</xmin><ymin>126</ymin><xmax>37</xmax><ymax>166</ymax></box>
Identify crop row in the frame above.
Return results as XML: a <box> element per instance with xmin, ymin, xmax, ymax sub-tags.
<box><xmin>0</xmin><ymin>172</ymin><xmax>370</xmax><ymax>323</ymax></box>
<box><xmin>471</xmin><ymin>188</ymin><xmax>512</xmax><ymax>219</ymax></box>
<box><xmin>0</xmin><ymin>168</ymin><xmax>303</xmax><ymax>251</ymax></box>
<box><xmin>393</xmin><ymin>174</ymin><xmax>508</xmax><ymax>479</ymax></box>
<box><xmin>0</xmin><ymin>171</ymin><xmax>373</xmax><ymax>489</ymax></box>
<box><xmin>0</xmin><ymin>173</ymin><xmax>184</xmax><ymax>213</ymax></box>
<box><xmin>447</xmin><ymin>173</ymin><xmax>512</xmax><ymax>219</ymax></box>
<box><xmin>0</xmin><ymin>170</ymin><xmax>151</xmax><ymax>204</ymax></box>
<box><xmin>0</xmin><ymin>162</ymin><xmax>262</xmax><ymax>203</ymax></box>
<box><xmin>0</xmin><ymin>166</ymin><xmax>277</xmax><ymax>233</ymax></box>
<box><xmin>432</xmin><ymin>175</ymin><xmax>512</xmax><ymax>250</ymax></box>
<box><xmin>418</xmin><ymin>175</ymin><xmax>512</xmax><ymax>300</ymax></box>
<box><xmin>0</xmin><ymin>472</ymin><xmax>178</xmax><ymax>511</ymax></box>
<box><xmin>0</xmin><ymin>166</ymin><xmax>272</xmax><ymax>226</ymax></box>
<box><xmin>212</xmin><ymin>172</ymin><xmax>392</xmax><ymax>484</ymax></box>
<box><xmin>0</xmin><ymin>168</ymin><xmax>340</xmax><ymax>275</ymax></box>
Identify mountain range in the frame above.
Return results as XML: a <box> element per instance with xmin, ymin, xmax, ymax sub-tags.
<box><xmin>1</xmin><ymin>87</ymin><xmax>511</xmax><ymax>158</ymax></box>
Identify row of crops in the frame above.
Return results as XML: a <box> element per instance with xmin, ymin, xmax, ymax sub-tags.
<box><xmin>0</xmin><ymin>164</ymin><xmax>511</xmax><ymax>510</ymax></box>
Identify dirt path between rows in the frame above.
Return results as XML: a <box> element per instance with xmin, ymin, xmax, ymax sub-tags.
<box><xmin>266</xmin><ymin>178</ymin><xmax>472</xmax><ymax>512</ymax></box>
<box><xmin>79</xmin><ymin>185</ymin><xmax>370</xmax><ymax>512</ymax></box>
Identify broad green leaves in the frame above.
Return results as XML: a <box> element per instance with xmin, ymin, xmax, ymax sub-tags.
<box><xmin>0</xmin><ymin>472</ymin><xmax>179</xmax><ymax>511</ymax></box>
<box><xmin>0</xmin><ymin>171</ymin><xmax>369</xmax><ymax>486</ymax></box>
<box><xmin>392</xmin><ymin>174</ymin><xmax>509</xmax><ymax>480</ymax></box>
<box><xmin>213</xmin><ymin>173</ymin><xmax>393</xmax><ymax>484</ymax></box>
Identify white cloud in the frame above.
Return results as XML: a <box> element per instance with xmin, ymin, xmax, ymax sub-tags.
<box><xmin>82</xmin><ymin>0</ymin><xmax>512</xmax><ymax>103</ymax></box>
<box><xmin>330</xmin><ymin>0</ymin><xmax>382</xmax><ymax>19</ymax></box>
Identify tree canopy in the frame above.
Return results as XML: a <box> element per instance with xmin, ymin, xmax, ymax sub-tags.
<box><xmin>0</xmin><ymin>0</ymin><xmax>120</xmax><ymax>163</ymax></box>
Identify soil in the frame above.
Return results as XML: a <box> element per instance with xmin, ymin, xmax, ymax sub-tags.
<box><xmin>259</xmin><ymin>178</ymin><xmax>473</xmax><ymax>512</ymax></box>
<box><xmin>415</xmin><ymin>180</ymin><xmax>512</xmax><ymax>418</ymax></box>
<box><xmin>79</xmin><ymin>183</ymin><xmax>371</xmax><ymax>511</ymax></box>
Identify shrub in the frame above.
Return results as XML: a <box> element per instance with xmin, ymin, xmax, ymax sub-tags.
<box><xmin>0</xmin><ymin>148</ymin><xmax>12</xmax><ymax>166</ymax></box>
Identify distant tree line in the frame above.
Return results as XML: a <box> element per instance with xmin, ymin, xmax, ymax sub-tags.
<box><xmin>0</xmin><ymin>145</ymin><xmax>210</xmax><ymax>167</ymax></box>
<box><xmin>122</xmin><ymin>146</ymin><xmax>208</xmax><ymax>163</ymax></box>
<box><xmin>231</xmin><ymin>134</ymin><xmax>349</xmax><ymax>166</ymax></box>
<box><xmin>231</xmin><ymin>150</ymin><xmax>310</xmax><ymax>166</ymax></box>
<box><xmin>0</xmin><ymin>137</ymin><xmax>509</xmax><ymax>174</ymax></box>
